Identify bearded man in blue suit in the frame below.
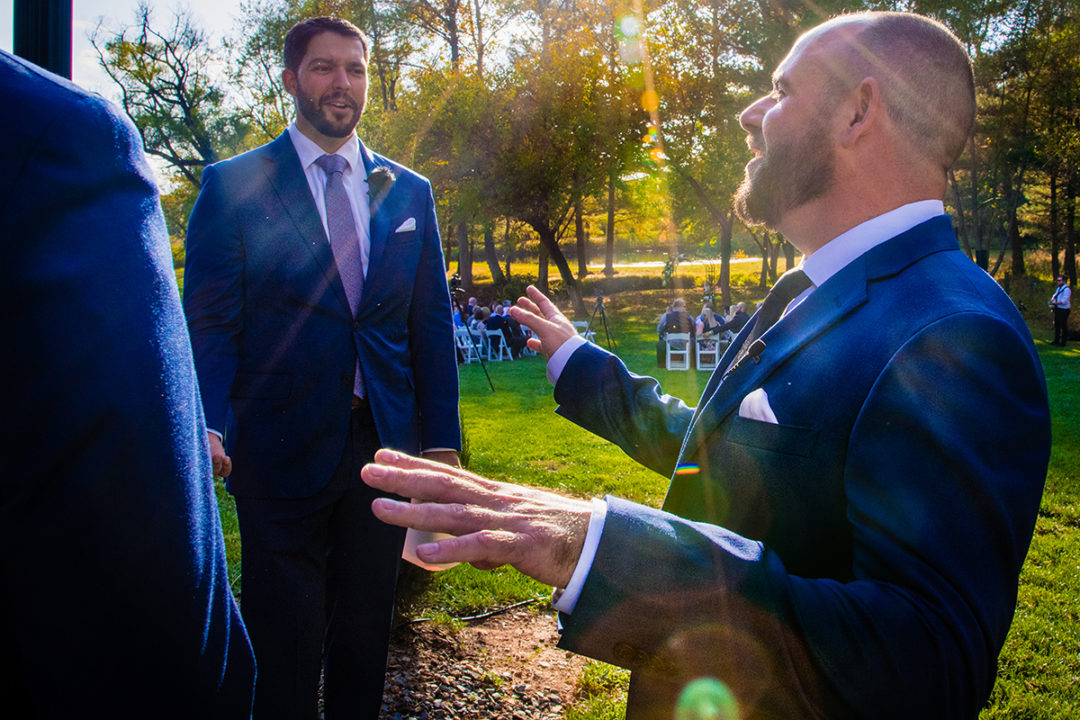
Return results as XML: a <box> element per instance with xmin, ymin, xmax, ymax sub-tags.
<box><xmin>183</xmin><ymin>16</ymin><xmax>460</xmax><ymax>720</ymax></box>
<box><xmin>360</xmin><ymin>11</ymin><xmax>1050</xmax><ymax>720</ymax></box>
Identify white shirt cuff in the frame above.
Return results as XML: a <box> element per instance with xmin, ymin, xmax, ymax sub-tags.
<box><xmin>552</xmin><ymin>497</ymin><xmax>608</xmax><ymax>614</ymax></box>
<box><xmin>546</xmin><ymin>334</ymin><xmax>588</xmax><ymax>386</ymax></box>
<box><xmin>207</xmin><ymin>428</ymin><xmax>223</xmax><ymax>440</ymax></box>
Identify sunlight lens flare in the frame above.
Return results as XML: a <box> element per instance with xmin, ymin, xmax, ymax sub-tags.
<box><xmin>676</xmin><ymin>677</ymin><xmax>739</xmax><ymax>720</ymax></box>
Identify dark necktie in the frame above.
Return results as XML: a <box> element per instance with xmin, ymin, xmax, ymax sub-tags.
<box><xmin>316</xmin><ymin>153</ymin><xmax>366</xmax><ymax>397</ymax></box>
<box><xmin>726</xmin><ymin>268</ymin><xmax>812</xmax><ymax>375</ymax></box>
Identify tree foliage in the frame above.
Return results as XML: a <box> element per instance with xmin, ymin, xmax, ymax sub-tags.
<box><xmin>94</xmin><ymin>0</ymin><xmax>1080</xmax><ymax>292</ymax></box>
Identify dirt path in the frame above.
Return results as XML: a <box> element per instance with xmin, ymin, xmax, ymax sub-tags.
<box><xmin>380</xmin><ymin>603</ymin><xmax>593</xmax><ymax>719</ymax></box>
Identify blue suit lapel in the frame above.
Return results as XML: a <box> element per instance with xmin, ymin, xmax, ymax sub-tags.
<box><xmin>677</xmin><ymin>215</ymin><xmax>960</xmax><ymax>464</ymax></box>
<box><xmin>262</xmin><ymin>133</ymin><xmax>352</xmax><ymax>316</ymax></box>
<box><xmin>679</xmin><ymin>275</ymin><xmax>868</xmax><ymax>462</ymax></box>
<box><xmin>360</xmin><ymin>142</ymin><xmax>392</xmax><ymax>300</ymax></box>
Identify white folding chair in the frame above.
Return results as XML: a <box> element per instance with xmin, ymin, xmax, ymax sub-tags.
<box><xmin>454</xmin><ymin>327</ymin><xmax>479</xmax><ymax>364</ymax></box>
<box><xmin>485</xmin><ymin>330</ymin><xmax>512</xmax><ymax>361</ymax></box>
<box><xmin>665</xmin><ymin>333</ymin><xmax>691</xmax><ymax>370</ymax></box>
<box><xmin>572</xmin><ymin>320</ymin><xmax>597</xmax><ymax>343</ymax></box>
<box><xmin>695</xmin><ymin>337</ymin><xmax>720</xmax><ymax>371</ymax></box>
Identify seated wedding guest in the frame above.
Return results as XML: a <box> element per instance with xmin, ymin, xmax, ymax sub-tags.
<box><xmin>719</xmin><ymin>301</ymin><xmax>750</xmax><ymax>335</ymax></box>
<box><xmin>486</xmin><ymin>304</ymin><xmax>507</xmax><ymax>333</ymax></box>
<box><xmin>451</xmin><ymin>297</ymin><xmax>468</xmax><ymax>327</ymax></box>
<box><xmin>656</xmin><ymin>298</ymin><xmax>695</xmax><ymax>366</ymax></box>
<box><xmin>1</xmin><ymin>49</ymin><xmax>255</xmax><ymax>718</ymax></box>
<box><xmin>695</xmin><ymin>302</ymin><xmax>713</xmax><ymax>326</ymax></box>
<box><xmin>696</xmin><ymin>305</ymin><xmax>723</xmax><ymax>338</ymax></box>
<box><xmin>502</xmin><ymin>308</ymin><xmax>529</xmax><ymax>359</ymax></box>
<box><xmin>470</xmin><ymin>306</ymin><xmax>490</xmax><ymax>344</ymax></box>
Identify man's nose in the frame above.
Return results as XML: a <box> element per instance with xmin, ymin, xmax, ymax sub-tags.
<box><xmin>739</xmin><ymin>95</ymin><xmax>773</xmax><ymax>132</ymax></box>
<box><xmin>332</xmin><ymin>66</ymin><xmax>351</xmax><ymax>88</ymax></box>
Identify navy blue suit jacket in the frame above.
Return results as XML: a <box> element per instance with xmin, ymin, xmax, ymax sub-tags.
<box><xmin>0</xmin><ymin>51</ymin><xmax>254</xmax><ymax>716</ymax></box>
<box><xmin>553</xmin><ymin>217</ymin><xmax>1050</xmax><ymax>719</ymax></box>
<box><xmin>184</xmin><ymin>133</ymin><xmax>460</xmax><ymax>498</ymax></box>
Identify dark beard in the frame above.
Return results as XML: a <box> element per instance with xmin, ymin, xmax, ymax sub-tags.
<box><xmin>296</xmin><ymin>89</ymin><xmax>361</xmax><ymax>139</ymax></box>
<box><xmin>734</xmin><ymin>122</ymin><xmax>835</xmax><ymax>228</ymax></box>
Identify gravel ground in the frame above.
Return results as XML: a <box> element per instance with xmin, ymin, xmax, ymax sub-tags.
<box><xmin>379</xmin><ymin>603</ymin><xmax>592</xmax><ymax>719</ymax></box>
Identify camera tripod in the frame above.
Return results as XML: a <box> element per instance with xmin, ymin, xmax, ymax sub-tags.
<box><xmin>585</xmin><ymin>293</ymin><xmax>616</xmax><ymax>351</ymax></box>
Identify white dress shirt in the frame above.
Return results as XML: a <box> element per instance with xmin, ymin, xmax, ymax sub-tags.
<box><xmin>287</xmin><ymin>124</ymin><xmax>372</xmax><ymax>277</ymax></box>
<box><xmin>1051</xmin><ymin>283</ymin><xmax>1071</xmax><ymax>310</ymax></box>
<box><xmin>551</xmin><ymin>200</ymin><xmax>947</xmax><ymax>614</ymax></box>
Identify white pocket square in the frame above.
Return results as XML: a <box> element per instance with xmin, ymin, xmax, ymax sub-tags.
<box><xmin>738</xmin><ymin>388</ymin><xmax>778</xmax><ymax>424</ymax></box>
<box><xmin>394</xmin><ymin>217</ymin><xmax>416</xmax><ymax>233</ymax></box>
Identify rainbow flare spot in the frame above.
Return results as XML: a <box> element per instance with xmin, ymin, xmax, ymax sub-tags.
<box><xmin>674</xmin><ymin>463</ymin><xmax>700</xmax><ymax>475</ymax></box>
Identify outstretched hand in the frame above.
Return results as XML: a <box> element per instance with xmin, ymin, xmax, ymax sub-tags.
<box><xmin>509</xmin><ymin>285</ymin><xmax>578</xmax><ymax>360</ymax></box>
<box><xmin>361</xmin><ymin>449</ymin><xmax>591</xmax><ymax>588</ymax></box>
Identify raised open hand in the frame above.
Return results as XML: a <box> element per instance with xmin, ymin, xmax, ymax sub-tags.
<box><xmin>361</xmin><ymin>448</ymin><xmax>591</xmax><ymax>588</ymax></box>
<box><xmin>509</xmin><ymin>285</ymin><xmax>579</xmax><ymax>360</ymax></box>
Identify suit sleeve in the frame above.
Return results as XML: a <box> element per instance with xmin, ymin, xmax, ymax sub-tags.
<box><xmin>0</xmin><ymin>79</ymin><xmax>254</xmax><ymax>716</ymax></box>
<box><xmin>407</xmin><ymin>179</ymin><xmax>461</xmax><ymax>451</ymax></box>
<box><xmin>553</xmin><ymin>342</ymin><xmax>695</xmax><ymax>478</ymax></box>
<box><xmin>183</xmin><ymin>164</ymin><xmax>245</xmax><ymax>435</ymax></box>
<box><xmin>557</xmin><ymin>313</ymin><xmax>1049</xmax><ymax>719</ymax></box>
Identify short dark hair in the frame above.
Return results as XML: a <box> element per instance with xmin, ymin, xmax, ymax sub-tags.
<box><xmin>283</xmin><ymin>17</ymin><xmax>368</xmax><ymax>73</ymax></box>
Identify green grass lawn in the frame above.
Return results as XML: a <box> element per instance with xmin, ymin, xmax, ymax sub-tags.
<box><xmin>216</xmin><ymin>284</ymin><xmax>1079</xmax><ymax>718</ymax></box>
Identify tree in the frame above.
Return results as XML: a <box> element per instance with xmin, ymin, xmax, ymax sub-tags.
<box><xmin>92</xmin><ymin>3</ymin><xmax>249</xmax><ymax>187</ymax></box>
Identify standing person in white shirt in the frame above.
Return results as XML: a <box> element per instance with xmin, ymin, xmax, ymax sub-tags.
<box><xmin>360</xmin><ymin>11</ymin><xmax>1050</xmax><ymax>720</ymax></box>
<box><xmin>1049</xmin><ymin>274</ymin><xmax>1072</xmax><ymax>346</ymax></box>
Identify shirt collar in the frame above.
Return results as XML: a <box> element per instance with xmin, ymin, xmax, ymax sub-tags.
<box><xmin>287</xmin><ymin>123</ymin><xmax>362</xmax><ymax>173</ymax></box>
<box><xmin>801</xmin><ymin>200</ymin><xmax>945</xmax><ymax>288</ymax></box>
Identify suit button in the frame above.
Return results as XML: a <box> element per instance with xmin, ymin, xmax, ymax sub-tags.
<box><xmin>340</xmin><ymin>374</ymin><xmax>352</xmax><ymax>389</ymax></box>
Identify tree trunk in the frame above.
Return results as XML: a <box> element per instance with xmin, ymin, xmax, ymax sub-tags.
<box><xmin>969</xmin><ymin>134</ymin><xmax>986</xmax><ymax>269</ymax></box>
<box><xmin>1050</xmin><ymin>170</ymin><xmax>1060</xmax><ymax>281</ymax></box>
<box><xmin>718</xmin><ymin>213</ymin><xmax>733</xmax><ymax>311</ymax></box>
<box><xmin>456</xmin><ymin>220</ymin><xmax>472</xmax><ymax>287</ymax></box>
<box><xmin>537</xmin><ymin>243</ymin><xmax>549</xmax><ymax>295</ymax></box>
<box><xmin>783</xmin><ymin>240</ymin><xmax>795</xmax><ymax>271</ymax></box>
<box><xmin>575</xmin><ymin>199</ymin><xmax>588</xmax><ymax>278</ymax></box>
<box><xmin>1066</xmin><ymin>171</ymin><xmax>1077</xmax><ymax>286</ymax></box>
<box><xmin>502</xmin><ymin>217</ymin><xmax>513</xmax><ymax>278</ymax></box>
<box><xmin>949</xmin><ymin>169</ymin><xmax>974</xmax><ymax>259</ymax></box>
<box><xmin>536</xmin><ymin>224</ymin><xmax>586</xmax><ymax>316</ymax></box>
<box><xmin>605</xmin><ymin>172</ymin><xmax>616</xmax><ymax>278</ymax></box>
<box><xmin>758</xmin><ymin>232</ymin><xmax>770</xmax><ymax>289</ymax></box>
<box><xmin>1004</xmin><ymin>174</ymin><xmax>1027</xmax><ymax>277</ymax></box>
<box><xmin>483</xmin><ymin>224</ymin><xmax>505</xmax><ymax>285</ymax></box>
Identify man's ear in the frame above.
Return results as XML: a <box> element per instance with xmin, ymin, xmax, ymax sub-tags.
<box><xmin>840</xmin><ymin>77</ymin><xmax>880</xmax><ymax>147</ymax></box>
<box><xmin>282</xmin><ymin>68</ymin><xmax>297</xmax><ymax>98</ymax></box>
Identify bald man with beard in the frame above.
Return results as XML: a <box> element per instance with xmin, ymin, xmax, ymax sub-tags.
<box><xmin>360</xmin><ymin>12</ymin><xmax>1050</xmax><ymax>719</ymax></box>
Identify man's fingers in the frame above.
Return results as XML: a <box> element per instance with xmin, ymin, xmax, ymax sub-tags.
<box><xmin>373</xmin><ymin>447</ymin><xmax>466</xmax><ymax>475</ymax></box>
<box><xmin>525</xmin><ymin>285</ymin><xmax>562</xmax><ymax>320</ymax></box>
<box><xmin>404</xmin><ymin>528</ymin><xmax>519</xmax><ymax>569</ymax></box>
<box><xmin>513</xmin><ymin>295</ymin><xmax>543</xmax><ymax>318</ymax></box>
<box><xmin>363</xmin><ymin>454</ymin><xmax>502</xmax><ymax>505</ymax></box>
